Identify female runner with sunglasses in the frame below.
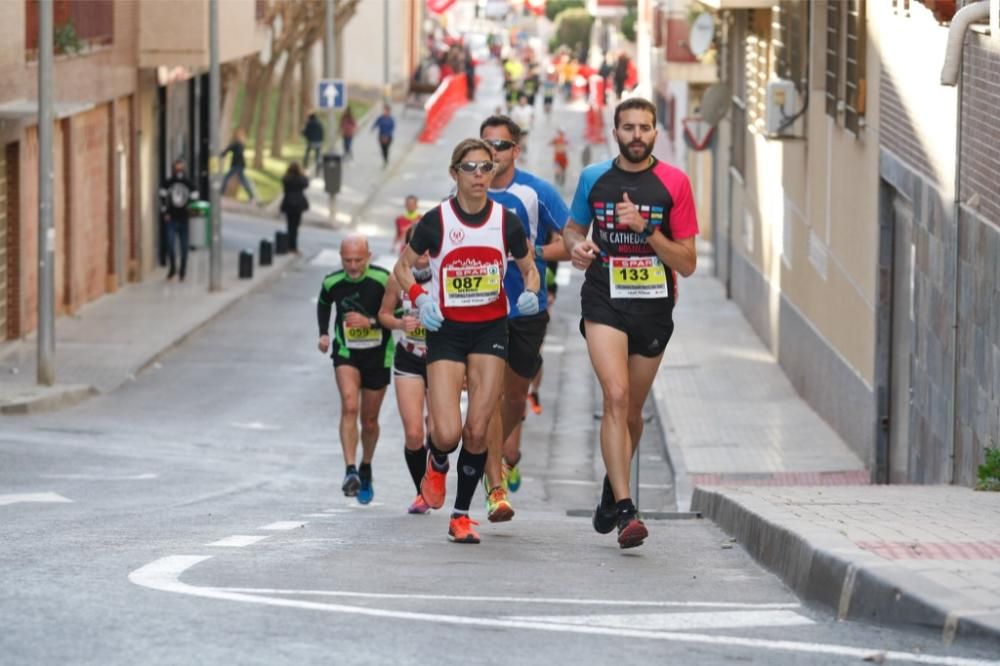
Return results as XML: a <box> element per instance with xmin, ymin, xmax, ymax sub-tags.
<box><xmin>392</xmin><ymin>138</ymin><xmax>540</xmax><ymax>544</ymax></box>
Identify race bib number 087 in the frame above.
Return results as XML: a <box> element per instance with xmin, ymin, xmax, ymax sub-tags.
<box><xmin>443</xmin><ymin>264</ymin><xmax>501</xmax><ymax>307</ymax></box>
<box><xmin>609</xmin><ymin>256</ymin><xmax>668</xmax><ymax>299</ymax></box>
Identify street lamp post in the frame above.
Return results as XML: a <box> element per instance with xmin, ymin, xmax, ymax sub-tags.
<box><xmin>37</xmin><ymin>0</ymin><xmax>55</xmax><ymax>386</ymax></box>
<box><xmin>326</xmin><ymin>0</ymin><xmax>337</xmax><ymax>226</ymax></box>
<box><xmin>383</xmin><ymin>0</ymin><xmax>390</xmax><ymax>101</ymax></box>
<box><xmin>208</xmin><ymin>0</ymin><xmax>222</xmax><ymax>291</ymax></box>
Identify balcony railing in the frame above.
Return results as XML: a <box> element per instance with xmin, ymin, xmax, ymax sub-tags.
<box><xmin>25</xmin><ymin>0</ymin><xmax>114</xmax><ymax>58</ymax></box>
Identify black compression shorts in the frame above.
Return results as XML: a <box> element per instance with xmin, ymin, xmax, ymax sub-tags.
<box><xmin>507</xmin><ymin>311</ymin><xmax>549</xmax><ymax>379</ymax></box>
<box><xmin>333</xmin><ymin>346</ymin><xmax>392</xmax><ymax>390</ymax></box>
<box><xmin>426</xmin><ymin>317</ymin><xmax>508</xmax><ymax>364</ymax></box>
<box><xmin>393</xmin><ymin>345</ymin><xmax>427</xmax><ymax>383</ymax></box>
<box><xmin>579</xmin><ymin>281</ymin><xmax>674</xmax><ymax>358</ymax></box>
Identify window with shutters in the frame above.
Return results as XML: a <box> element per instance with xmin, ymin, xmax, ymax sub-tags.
<box><xmin>729</xmin><ymin>13</ymin><xmax>746</xmax><ymax>178</ymax></box>
<box><xmin>825</xmin><ymin>0</ymin><xmax>867</xmax><ymax>133</ymax></box>
<box><xmin>825</xmin><ymin>1</ymin><xmax>841</xmax><ymax>117</ymax></box>
<box><xmin>773</xmin><ymin>1</ymin><xmax>808</xmax><ymax>89</ymax></box>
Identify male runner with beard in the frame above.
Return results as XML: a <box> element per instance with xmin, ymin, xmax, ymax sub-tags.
<box><xmin>563</xmin><ymin>98</ymin><xmax>699</xmax><ymax>549</ymax></box>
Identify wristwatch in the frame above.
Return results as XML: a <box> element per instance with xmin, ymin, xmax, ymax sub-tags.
<box><xmin>639</xmin><ymin>222</ymin><xmax>657</xmax><ymax>240</ymax></box>
<box><xmin>534</xmin><ymin>243</ymin><xmax>545</xmax><ymax>260</ymax></box>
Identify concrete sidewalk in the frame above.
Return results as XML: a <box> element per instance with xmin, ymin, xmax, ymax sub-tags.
<box><xmin>0</xmin><ymin>216</ymin><xmax>300</xmax><ymax>415</ymax></box>
<box><xmin>651</xmin><ymin>243</ymin><xmax>1000</xmax><ymax>643</ymax></box>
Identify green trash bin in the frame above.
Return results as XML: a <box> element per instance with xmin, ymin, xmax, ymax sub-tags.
<box><xmin>187</xmin><ymin>200</ymin><xmax>211</xmax><ymax>249</ymax></box>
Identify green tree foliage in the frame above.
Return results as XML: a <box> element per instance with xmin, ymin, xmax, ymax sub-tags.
<box><xmin>552</xmin><ymin>7</ymin><xmax>594</xmax><ymax>53</ymax></box>
<box><xmin>545</xmin><ymin>0</ymin><xmax>585</xmax><ymax>22</ymax></box>
<box><xmin>977</xmin><ymin>447</ymin><xmax>1000</xmax><ymax>491</ymax></box>
<box><xmin>621</xmin><ymin>0</ymin><xmax>638</xmax><ymax>43</ymax></box>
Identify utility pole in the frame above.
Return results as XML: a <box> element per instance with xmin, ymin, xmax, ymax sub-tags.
<box><xmin>383</xmin><ymin>0</ymin><xmax>390</xmax><ymax>101</ymax></box>
<box><xmin>325</xmin><ymin>0</ymin><xmax>337</xmax><ymax>226</ymax></box>
<box><xmin>208</xmin><ymin>0</ymin><xmax>222</xmax><ymax>291</ymax></box>
<box><xmin>37</xmin><ymin>0</ymin><xmax>55</xmax><ymax>386</ymax></box>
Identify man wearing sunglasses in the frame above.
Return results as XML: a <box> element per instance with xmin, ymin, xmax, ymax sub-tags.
<box><xmin>478</xmin><ymin>115</ymin><xmax>572</xmax><ymax>523</ymax></box>
<box><xmin>392</xmin><ymin>138</ymin><xmax>540</xmax><ymax>544</ymax></box>
<box><xmin>564</xmin><ymin>97</ymin><xmax>699</xmax><ymax>549</ymax></box>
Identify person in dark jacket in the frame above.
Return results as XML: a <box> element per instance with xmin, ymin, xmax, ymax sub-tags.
<box><xmin>302</xmin><ymin>111</ymin><xmax>325</xmax><ymax>175</ymax></box>
<box><xmin>159</xmin><ymin>159</ymin><xmax>199</xmax><ymax>281</ymax></box>
<box><xmin>280</xmin><ymin>162</ymin><xmax>310</xmax><ymax>255</ymax></box>
<box><xmin>220</xmin><ymin>129</ymin><xmax>257</xmax><ymax>203</ymax></box>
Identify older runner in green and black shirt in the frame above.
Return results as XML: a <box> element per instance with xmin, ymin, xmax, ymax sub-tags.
<box><xmin>317</xmin><ymin>234</ymin><xmax>393</xmax><ymax>505</ymax></box>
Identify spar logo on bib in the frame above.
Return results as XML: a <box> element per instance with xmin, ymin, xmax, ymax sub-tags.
<box><xmin>443</xmin><ymin>258</ymin><xmax>502</xmax><ymax>307</ymax></box>
<box><xmin>449</xmin><ymin>228</ymin><xmax>465</xmax><ymax>245</ymax></box>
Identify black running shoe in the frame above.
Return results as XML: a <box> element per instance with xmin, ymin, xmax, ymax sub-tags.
<box><xmin>592</xmin><ymin>502</ymin><xmax>617</xmax><ymax>534</ymax></box>
<box><xmin>617</xmin><ymin>511</ymin><xmax>648</xmax><ymax>549</ymax></box>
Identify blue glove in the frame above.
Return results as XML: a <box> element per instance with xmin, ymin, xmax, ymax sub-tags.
<box><xmin>414</xmin><ymin>293</ymin><xmax>444</xmax><ymax>331</ymax></box>
<box><xmin>516</xmin><ymin>290</ymin><xmax>540</xmax><ymax>316</ymax></box>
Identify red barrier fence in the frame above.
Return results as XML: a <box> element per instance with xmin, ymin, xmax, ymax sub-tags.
<box><xmin>418</xmin><ymin>75</ymin><xmax>469</xmax><ymax>144</ymax></box>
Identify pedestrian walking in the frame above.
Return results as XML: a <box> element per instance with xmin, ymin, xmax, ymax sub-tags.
<box><xmin>339</xmin><ymin>106</ymin><xmax>357</xmax><ymax>160</ymax></box>
<box><xmin>159</xmin><ymin>159</ymin><xmax>199</xmax><ymax>282</ymax></box>
<box><xmin>372</xmin><ymin>105</ymin><xmax>396</xmax><ymax>167</ymax></box>
<box><xmin>477</xmin><ymin>115</ymin><xmax>571</xmax><ymax>522</ymax></box>
<box><xmin>378</xmin><ymin>226</ymin><xmax>435</xmax><ymax>514</ymax></box>
<box><xmin>563</xmin><ymin>97</ymin><xmax>699</xmax><ymax>549</ymax></box>
<box><xmin>279</xmin><ymin>162</ymin><xmax>309</xmax><ymax>255</ymax></box>
<box><xmin>302</xmin><ymin>111</ymin><xmax>325</xmax><ymax>175</ymax></box>
<box><xmin>317</xmin><ymin>235</ymin><xmax>394</xmax><ymax>505</ymax></box>
<box><xmin>220</xmin><ymin>129</ymin><xmax>257</xmax><ymax>203</ymax></box>
<box><xmin>391</xmin><ymin>138</ymin><xmax>540</xmax><ymax>544</ymax></box>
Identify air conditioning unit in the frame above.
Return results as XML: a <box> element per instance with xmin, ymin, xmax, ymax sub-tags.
<box><xmin>765</xmin><ymin>79</ymin><xmax>797</xmax><ymax>136</ymax></box>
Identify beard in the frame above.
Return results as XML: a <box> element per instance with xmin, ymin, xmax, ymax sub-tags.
<box><xmin>616</xmin><ymin>136</ymin><xmax>655</xmax><ymax>164</ymax></box>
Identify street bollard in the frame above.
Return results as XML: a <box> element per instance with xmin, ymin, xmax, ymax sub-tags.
<box><xmin>274</xmin><ymin>231</ymin><xmax>289</xmax><ymax>255</ymax></box>
<box><xmin>238</xmin><ymin>249</ymin><xmax>254</xmax><ymax>279</ymax></box>
<box><xmin>259</xmin><ymin>239</ymin><xmax>273</xmax><ymax>266</ymax></box>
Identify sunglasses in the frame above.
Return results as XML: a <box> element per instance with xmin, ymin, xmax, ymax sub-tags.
<box><xmin>485</xmin><ymin>139</ymin><xmax>516</xmax><ymax>152</ymax></box>
<box><xmin>454</xmin><ymin>160</ymin><xmax>496</xmax><ymax>174</ymax></box>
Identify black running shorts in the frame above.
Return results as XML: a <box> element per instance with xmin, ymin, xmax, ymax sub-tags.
<box><xmin>393</xmin><ymin>345</ymin><xmax>427</xmax><ymax>383</ymax></box>
<box><xmin>333</xmin><ymin>347</ymin><xmax>392</xmax><ymax>390</ymax></box>
<box><xmin>507</xmin><ymin>311</ymin><xmax>549</xmax><ymax>379</ymax></box>
<box><xmin>426</xmin><ymin>317</ymin><xmax>508</xmax><ymax>364</ymax></box>
<box><xmin>579</xmin><ymin>281</ymin><xmax>674</xmax><ymax>358</ymax></box>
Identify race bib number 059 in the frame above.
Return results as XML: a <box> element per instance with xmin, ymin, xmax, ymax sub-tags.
<box><xmin>343</xmin><ymin>322</ymin><xmax>383</xmax><ymax>349</ymax></box>
<box><xmin>443</xmin><ymin>264</ymin><xmax>501</xmax><ymax>307</ymax></box>
<box><xmin>609</xmin><ymin>256</ymin><xmax>668</xmax><ymax>299</ymax></box>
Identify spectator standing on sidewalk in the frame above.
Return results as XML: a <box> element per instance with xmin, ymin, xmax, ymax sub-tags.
<box><xmin>339</xmin><ymin>106</ymin><xmax>357</xmax><ymax>160</ymax></box>
<box><xmin>302</xmin><ymin>110</ymin><xmax>325</xmax><ymax>175</ymax></box>
<box><xmin>317</xmin><ymin>235</ymin><xmax>393</xmax><ymax>505</ymax></box>
<box><xmin>372</xmin><ymin>105</ymin><xmax>396</xmax><ymax>167</ymax></box>
<box><xmin>220</xmin><ymin>129</ymin><xmax>257</xmax><ymax>203</ymax></box>
<box><xmin>563</xmin><ymin>97</ymin><xmax>698</xmax><ymax>549</ymax></box>
<box><xmin>279</xmin><ymin>162</ymin><xmax>309</xmax><ymax>255</ymax></box>
<box><xmin>159</xmin><ymin>159</ymin><xmax>198</xmax><ymax>282</ymax></box>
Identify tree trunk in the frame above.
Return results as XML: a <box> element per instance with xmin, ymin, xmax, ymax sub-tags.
<box><xmin>270</xmin><ymin>50</ymin><xmax>297</xmax><ymax>159</ymax></box>
<box><xmin>251</xmin><ymin>59</ymin><xmax>278</xmax><ymax>169</ymax></box>
<box><xmin>238</xmin><ymin>57</ymin><xmax>264</xmax><ymax>133</ymax></box>
<box><xmin>300</xmin><ymin>43</ymin><xmax>315</xmax><ymax>121</ymax></box>
<box><xmin>220</xmin><ymin>61</ymin><xmax>245</xmax><ymax>147</ymax></box>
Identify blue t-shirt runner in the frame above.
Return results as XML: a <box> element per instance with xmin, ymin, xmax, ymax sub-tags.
<box><xmin>488</xmin><ymin>168</ymin><xmax>570</xmax><ymax>318</ymax></box>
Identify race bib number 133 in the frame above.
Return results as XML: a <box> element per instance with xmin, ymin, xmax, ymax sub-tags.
<box><xmin>609</xmin><ymin>256</ymin><xmax>668</xmax><ymax>299</ymax></box>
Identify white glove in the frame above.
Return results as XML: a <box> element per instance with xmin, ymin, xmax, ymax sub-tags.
<box><xmin>516</xmin><ymin>290</ymin><xmax>540</xmax><ymax>316</ymax></box>
<box><xmin>414</xmin><ymin>293</ymin><xmax>444</xmax><ymax>331</ymax></box>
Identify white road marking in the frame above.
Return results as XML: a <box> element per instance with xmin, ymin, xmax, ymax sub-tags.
<box><xmin>544</xmin><ymin>478</ymin><xmax>671</xmax><ymax>490</ymax></box>
<box><xmin>207</xmin><ymin>535</ymin><xmax>270</xmax><ymax>548</ymax></box>
<box><xmin>303</xmin><ymin>513</ymin><xmax>337</xmax><ymax>518</ymax></box>
<box><xmin>322</xmin><ymin>508</ymin><xmax>351</xmax><ymax>514</ymax></box>
<box><xmin>504</xmin><ymin>610</ymin><xmax>813</xmax><ymax>632</ymax></box>
<box><xmin>40</xmin><ymin>473</ymin><xmax>158</xmax><ymax>480</ymax></box>
<box><xmin>258</xmin><ymin>521</ymin><xmax>306</xmax><ymax>531</ymax></box>
<box><xmin>129</xmin><ymin>556</ymin><xmax>1000</xmax><ymax>666</ymax></box>
<box><xmin>230</xmin><ymin>421</ymin><xmax>280</xmax><ymax>431</ymax></box>
<box><xmin>0</xmin><ymin>492</ymin><xmax>73</xmax><ymax>506</ymax></box>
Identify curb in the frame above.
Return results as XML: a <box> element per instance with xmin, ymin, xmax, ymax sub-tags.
<box><xmin>649</xmin><ymin>371</ymin><xmax>693</xmax><ymax>512</ymax></box>
<box><xmin>691</xmin><ymin>486</ymin><xmax>1000</xmax><ymax>645</ymax></box>
<box><xmin>0</xmin><ymin>255</ymin><xmax>301</xmax><ymax>416</ymax></box>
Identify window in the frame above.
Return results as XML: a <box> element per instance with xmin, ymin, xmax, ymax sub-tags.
<box><xmin>24</xmin><ymin>0</ymin><xmax>114</xmax><ymax>57</ymax></box>
<box><xmin>729</xmin><ymin>13</ymin><xmax>747</xmax><ymax>178</ymax></box>
<box><xmin>825</xmin><ymin>0</ymin><xmax>867</xmax><ymax>132</ymax></box>
<box><xmin>773</xmin><ymin>1</ymin><xmax>808</xmax><ymax>88</ymax></box>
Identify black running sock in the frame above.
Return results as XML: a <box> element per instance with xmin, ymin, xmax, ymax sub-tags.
<box><xmin>453</xmin><ymin>449</ymin><xmax>487</xmax><ymax>513</ymax></box>
<box><xmin>359</xmin><ymin>463</ymin><xmax>372</xmax><ymax>481</ymax></box>
<box><xmin>404</xmin><ymin>447</ymin><xmax>426</xmax><ymax>492</ymax></box>
<box><xmin>601</xmin><ymin>476</ymin><xmax>615</xmax><ymax>509</ymax></box>
<box><xmin>345</xmin><ymin>464</ymin><xmax>358</xmax><ymax>477</ymax></box>
<box><xmin>616</xmin><ymin>498</ymin><xmax>636</xmax><ymax>516</ymax></box>
<box><xmin>427</xmin><ymin>436</ymin><xmax>450</xmax><ymax>471</ymax></box>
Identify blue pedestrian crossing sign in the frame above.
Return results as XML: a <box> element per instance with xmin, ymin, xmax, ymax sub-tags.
<box><xmin>317</xmin><ymin>80</ymin><xmax>346</xmax><ymax>110</ymax></box>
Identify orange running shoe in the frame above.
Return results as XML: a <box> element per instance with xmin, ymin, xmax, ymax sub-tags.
<box><xmin>407</xmin><ymin>494</ymin><xmax>430</xmax><ymax>514</ymax></box>
<box><xmin>527</xmin><ymin>391</ymin><xmax>543</xmax><ymax>415</ymax></box>
<box><xmin>448</xmin><ymin>514</ymin><xmax>481</xmax><ymax>544</ymax></box>
<box><xmin>420</xmin><ymin>453</ymin><xmax>448</xmax><ymax>509</ymax></box>
<box><xmin>486</xmin><ymin>486</ymin><xmax>515</xmax><ymax>523</ymax></box>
